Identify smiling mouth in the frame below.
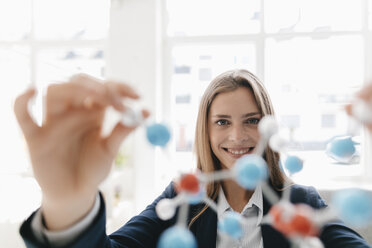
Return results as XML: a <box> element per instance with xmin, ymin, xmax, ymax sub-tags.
<box><xmin>223</xmin><ymin>147</ymin><xmax>255</xmax><ymax>157</ymax></box>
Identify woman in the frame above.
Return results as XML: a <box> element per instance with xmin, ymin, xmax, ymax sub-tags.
<box><xmin>15</xmin><ymin>70</ymin><xmax>370</xmax><ymax>247</ymax></box>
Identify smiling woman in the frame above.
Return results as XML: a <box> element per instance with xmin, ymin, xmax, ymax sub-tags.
<box><xmin>17</xmin><ymin>69</ymin><xmax>372</xmax><ymax>248</ymax></box>
<box><xmin>194</xmin><ymin>70</ymin><xmax>284</xmax><ymax>196</ymax></box>
<box><xmin>190</xmin><ymin>70</ymin><xmax>286</xmax><ymax>231</ymax></box>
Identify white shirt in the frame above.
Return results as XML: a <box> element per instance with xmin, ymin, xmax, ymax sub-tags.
<box><xmin>31</xmin><ymin>187</ymin><xmax>264</xmax><ymax>247</ymax></box>
<box><xmin>217</xmin><ymin>185</ymin><xmax>264</xmax><ymax>248</ymax></box>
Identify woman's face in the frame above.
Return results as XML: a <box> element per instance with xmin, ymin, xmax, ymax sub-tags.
<box><xmin>208</xmin><ymin>87</ymin><xmax>261</xmax><ymax>170</ymax></box>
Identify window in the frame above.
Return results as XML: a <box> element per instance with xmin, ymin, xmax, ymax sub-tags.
<box><xmin>166</xmin><ymin>0</ymin><xmax>261</xmax><ymax>36</ymax></box>
<box><xmin>264</xmin><ymin>0</ymin><xmax>363</xmax><ymax>32</ymax></box>
<box><xmin>321</xmin><ymin>114</ymin><xmax>336</xmax><ymax>128</ymax></box>
<box><xmin>163</xmin><ymin>0</ymin><xmax>372</xmax><ymax>187</ymax></box>
<box><xmin>1</xmin><ymin>0</ymin><xmax>109</xmax><ymax>226</ymax></box>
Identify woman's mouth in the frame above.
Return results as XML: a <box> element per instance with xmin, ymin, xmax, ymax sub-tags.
<box><xmin>223</xmin><ymin>147</ymin><xmax>255</xmax><ymax>158</ymax></box>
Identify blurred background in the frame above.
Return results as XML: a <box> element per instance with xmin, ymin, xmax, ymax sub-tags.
<box><xmin>1</xmin><ymin>0</ymin><xmax>372</xmax><ymax>246</ymax></box>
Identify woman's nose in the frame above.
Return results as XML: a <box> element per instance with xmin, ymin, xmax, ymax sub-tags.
<box><xmin>229</xmin><ymin>125</ymin><xmax>247</xmax><ymax>141</ymax></box>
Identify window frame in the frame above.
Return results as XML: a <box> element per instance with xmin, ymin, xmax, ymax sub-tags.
<box><xmin>0</xmin><ymin>0</ymin><xmax>107</xmax><ymax>174</ymax></box>
<box><xmin>161</xmin><ymin>0</ymin><xmax>372</xmax><ymax>186</ymax></box>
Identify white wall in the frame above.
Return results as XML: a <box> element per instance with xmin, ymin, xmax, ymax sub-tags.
<box><xmin>106</xmin><ymin>0</ymin><xmax>164</xmax><ymax>213</ymax></box>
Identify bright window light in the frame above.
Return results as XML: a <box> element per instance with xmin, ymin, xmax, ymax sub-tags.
<box><xmin>165</xmin><ymin>0</ymin><xmax>371</xmax><ymax>187</ymax></box>
<box><xmin>0</xmin><ymin>46</ymin><xmax>30</xmax><ymax>174</ymax></box>
<box><xmin>0</xmin><ymin>0</ymin><xmax>31</xmax><ymax>41</ymax></box>
<box><xmin>166</xmin><ymin>0</ymin><xmax>260</xmax><ymax>36</ymax></box>
<box><xmin>36</xmin><ymin>48</ymin><xmax>105</xmax><ymax>86</ymax></box>
<box><xmin>34</xmin><ymin>0</ymin><xmax>110</xmax><ymax>40</ymax></box>
<box><xmin>0</xmin><ymin>1</ymin><xmax>109</xmax><ymax>235</ymax></box>
<box><xmin>264</xmin><ymin>0</ymin><xmax>363</xmax><ymax>33</ymax></box>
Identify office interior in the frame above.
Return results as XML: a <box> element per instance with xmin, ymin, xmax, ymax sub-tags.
<box><xmin>1</xmin><ymin>0</ymin><xmax>372</xmax><ymax>246</ymax></box>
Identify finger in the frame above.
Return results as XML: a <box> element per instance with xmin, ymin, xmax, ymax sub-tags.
<box><xmin>344</xmin><ymin>104</ymin><xmax>352</xmax><ymax>116</ymax></box>
<box><xmin>71</xmin><ymin>75</ymin><xmax>112</xmax><ymax>109</ymax></box>
<box><xmin>357</xmin><ymin>82</ymin><xmax>372</xmax><ymax>101</ymax></box>
<box><xmin>105</xmin><ymin>81</ymin><xmax>139</xmax><ymax>100</ymax></box>
<box><xmin>71</xmin><ymin>76</ymin><xmax>139</xmax><ymax>112</ymax></box>
<box><xmin>103</xmin><ymin>109</ymin><xmax>150</xmax><ymax>155</ymax></box>
<box><xmin>105</xmin><ymin>83</ymin><xmax>126</xmax><ymax>112</ymax></box>
<box><xmin>70</xmin><ymin>73</ymin><xmax>99</xmax><ymax>82</ymax></box>
<box><xmin>46</xmin><ymin>82</ymin><xmax>110</xmax><ymax>116</ymax></box>
<box><xmin>105</xmin><ymin>82</ymin><xmax>140</xmax><ymax>112</ymax></box>
<box><xmin>13</xmin><ymin>88</ymin><xmax>40</xmax><ymax>138</ymax></box>
<box><xmin>70</xmin><ymin>73</ymin><xmax>104</xmax><ymax>95</ymax></box>
<box><xmin>71</xmin><ymin>75</ymin><xmax>139</xmax><ymax>100</ymax></box>
<box><xmin>141</xmin><ymin>109</ymin><xmax>151</xmax><ymax>119</ymax></box>
<box><xmin>366</xmin><ymin>122</ymin><xmax>372</xmax><ymax>132</ymax></box>
<box><xmin>103</xmin><ymin>124</ymin><xmax>136</xmax><ymax>156</ymax></box>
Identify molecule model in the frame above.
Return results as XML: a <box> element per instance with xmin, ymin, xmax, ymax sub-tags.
<box><xmin>326</xmin><ymin>136</ymin><xmax>357</xmax><ymax>164</ymax></box>
<box><xmin>120</xmin><ymin>105</ymin><xmax>171</xmax><ymax>147</ymax></box>
<box><xmin>332</xmin><ymin>188</ymin><xmax>372</xmax><ymax>227</ymax></box>
<box><xmin>130</xmin><ymin>111</ymin><xmax>372</xmax><ymax>248</ymax></box>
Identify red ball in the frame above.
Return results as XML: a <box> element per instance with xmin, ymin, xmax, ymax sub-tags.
<box><xmin>289</xmin><ymin>214</ymin><xmax>313</xmax><ymax>236</ymax></box>
<box><xmin>289</xmin><ymin>205</ymin><xmax>318</xmax><ymax>236</ymax></box>
<box><xmin>269</xmin><ymin>203</ymin><xmax>318</xmax><ymax>237</ymax></box>
<box><xmin>178</xmin><ymin>173</ymin><xmax>199</xmax><ymax>193</ymax></box>
<box><xmin>269</xmin><ymin>204</ymin><xmax>293</xmax><ymax>236</ymax></box>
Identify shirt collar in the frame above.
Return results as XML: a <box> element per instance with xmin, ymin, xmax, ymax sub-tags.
<box><xmin>217</xmin><ymin>184</ymin><xmax>263</xmax><ymax>226</ymax></box>
<box><xmin>217</xmin><ymin>186</ymin><xmax>231</xmax><ymax>218</ymax></box>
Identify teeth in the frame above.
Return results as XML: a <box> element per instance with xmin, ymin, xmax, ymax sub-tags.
<box><xmin>227</xmin><ymin>148</ymin><xmax>250</xmax><ymax>155</ymax></box>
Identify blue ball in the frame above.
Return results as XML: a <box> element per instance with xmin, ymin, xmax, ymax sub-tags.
<box><xmin>234</xmin><ymin>154</ymin><xmax>268</xmax><ymax>189</ymax></box>
<box><xmin>326</xmin><ymin>136</ymin><xmax>356</xmax><ymax>163</ymax></box>
<box><xmin>186</xmin><ymin>188</ymin><xmax>206</xmax><ymax>205</ymax></box>
<box><xmin>332</xmin><ymin>189</ymin><xmax>372</xmax><ymax>227</ymax></box>
<box><xmin>146</xmin><ymin>123</ymin><xmax>171</xmax><ymax>147</ymax></box>
<box><xmin>284</xmin><ymin>155</ymin><xmax>303</xmax><ymax>174</ymax></box>
<box><xmin>157</xmin><ymin>226</ymin><xmax>197</xmax><ymax>248</ymax></box>
<box><xmin>218</xmin><ymin>212</ymin><xmax>243</xmax><ymax>239</ymax></box>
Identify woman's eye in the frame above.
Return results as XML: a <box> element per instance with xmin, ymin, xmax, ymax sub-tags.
<box><xmin>245</xmin><ymin>118</ymin><xmax>260</xmax><ymax>125</ymax></box>
<box><xmin>216</xmin><ymin>120</ymin><xmax>229</xmax><ymax>126</ymax></box>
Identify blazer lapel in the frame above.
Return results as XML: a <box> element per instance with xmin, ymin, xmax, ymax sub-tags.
<box><xmin>261</xmin><ymin>188</ymin><xmax>291</xmax><ymax>248</ymax></box>
<box><xmin>189</xmin><ymin>205</ymin><xmax>218</xmax><ymax>248</ymax></box>
<box><xmin>261</xmin><ymin>223</ymin><xmax>290</xmax><ymax>247</ymax></box>
<box><xmin>188</xmin><ymin>183</ymin><xmax>291</xmax><ymax>248</ymax></box>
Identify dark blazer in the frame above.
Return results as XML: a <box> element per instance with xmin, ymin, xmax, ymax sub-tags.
<box><xmin>20</xmin><ymin>182</ymin><xmax>371</xmax><ymax>248</ymax></box>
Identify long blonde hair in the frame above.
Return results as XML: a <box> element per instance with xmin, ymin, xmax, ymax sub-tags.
<box><xmin>189</xmin><ymin>69</ymin><xmax>285</xmax><ymax>227</ymax></box>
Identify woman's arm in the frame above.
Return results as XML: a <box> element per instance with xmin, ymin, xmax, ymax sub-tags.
<box><xmin>20</xmin><ymin>183</ymin><xmax>177</xmax><ymax>248</ymax></box>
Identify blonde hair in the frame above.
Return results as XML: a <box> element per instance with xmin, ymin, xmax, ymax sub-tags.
<box><xmin>189</xmin><ymin>69</ymin><xmax>285</xmax><ymax>227</ymax></box>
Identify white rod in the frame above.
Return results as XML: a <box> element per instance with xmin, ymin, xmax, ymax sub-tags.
<box><xmin>202</xmin><ymin>196</ymin><xmax>219</xmax><ymax>213</ymax></box>
<box><xmin>176</xmin><ymin>202</ymin><xmax>189</xmax><ymax>227</ymax></box>
<box><xmin>261</xmin><ymin>181</ymin><xmax>280</xmax><ymax>205</ymax></box>
<box><xmin>254</xmin><ymin>137</ymin><xmax>268</xmax><ymax>157</ymax></box>
<box><xmin>282</xmin><ymin>180</ymin><xmax>292</xmax><ymax>202</ymax></box>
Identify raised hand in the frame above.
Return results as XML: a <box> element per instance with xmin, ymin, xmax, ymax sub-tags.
<box><xmin>345</xmin><ymin>82</ymin><xmax>372</xmax><ymax>132</ymax></box>
<box><xmin>14</xmin><ymin>74</ymin><xmax>149</xmax><ymax>230</ymax></box>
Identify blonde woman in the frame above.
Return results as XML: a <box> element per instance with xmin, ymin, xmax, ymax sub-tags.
<box><xmin>15</xmin><ymin>71</ymin><xmax>370</xmax><ymax>247</ymax></box>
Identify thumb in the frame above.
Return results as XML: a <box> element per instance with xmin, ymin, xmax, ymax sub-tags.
<box><xmin>103</xmin><ymin>109</ymin><xmax>150</xmax><ymax>155</ymax></box>
<box><xmin>344</xmin><ymin>103</ymin><xmax>352</xmax><ymax>116</ymax></box>
<box><xmin>14</xmin><ymin>88</ymin><xmax>41</xmax><ymax>139</ymax></box>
